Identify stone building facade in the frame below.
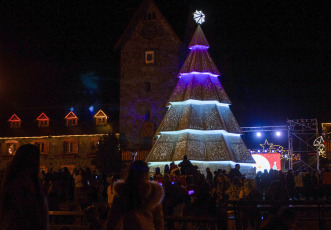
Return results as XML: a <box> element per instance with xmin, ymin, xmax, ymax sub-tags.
<box><xmin>0</xmin><ymin>0</ymin><xmax>187</xmax><ymax>171</ymax></box>
<box><xmin>116</xmin><ymin>0</ymin><xmax>182</xmax><ymax>149</ymax></box>
<box><xmin>0</xmin><ymin>135</ymin><xmax>106</xmax><ymax>172</ymax></box>
<box><xmin>0</xmin><ymin>109</ymin><xmax>113</xmax><ymax>172</ymax></box>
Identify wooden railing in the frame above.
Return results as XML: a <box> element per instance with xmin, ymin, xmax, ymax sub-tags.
<box><xmin>164</xmin><ymin>201</ymin><xmax>331</xmax><ymax>230</ymax></box>
<box><xmin>228</xmin><ymin>200</ymin><xmax>331</xmax><ymax>230</ymax></box>
<box><xmin>164</xmin><ymin>215</ymin><xmax>220</xmax><ymax>230</ymax></box>
<box><xmin>49</xmin><ymin>210</ymin><xmax>87</xmax><ymax>230</ymax></box>
<box><xmin>49</xmin><ymin>200</ymin><xmax>331</xmax><ymax>230</ymax></box>
<box><xmin>121</xmin><ymin>150</ymin><xmax>150</xmax><ymax>161</ymax></box>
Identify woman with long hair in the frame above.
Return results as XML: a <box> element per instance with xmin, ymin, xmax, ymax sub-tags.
<box><xmin>0</xmin><ymin>144</ymin><xmax>49</xmax><ymax>230</ymax></box>
<box><xmin>238</xmin><ymin>178</ymin><xmax>263</xmax><ymax>230</ymax></box>
<box><xmin>105</xmin><ymin>160</ymin><xmax>164</xmax><ymax>230</ymax></box>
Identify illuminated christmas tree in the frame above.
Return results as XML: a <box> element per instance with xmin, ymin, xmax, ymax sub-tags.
<box><xmin>146</xmin><ymin>11</ymin><xmax>255</xmax><ymax>174</ymax></box>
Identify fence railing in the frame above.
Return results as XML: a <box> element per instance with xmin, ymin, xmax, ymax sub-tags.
<box><xmin>164</xmin><ymin>200</ymin><xmax>331</xmax><ymax>230</ymax></box>
<box><xmin>121</xmin><ymin>150</ymin><xmax>150</xmax><ymax>161</ymax></box>
<box><xmin>49</xmin><ymin>200</ymin><xmax>331</xmax><ymax>230</ymax></box>
<box><xmin>49</xmin><ymin>210</ymin><xmax>87</xmax><ymax>230</ymax></box>
<box><xmin>229</xmin><ymin>200</ymin><xmax>331</xmax><ymax>230</ymax></box>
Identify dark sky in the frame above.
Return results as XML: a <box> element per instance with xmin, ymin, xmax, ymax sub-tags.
<box><xmin>0</xmin><ymin>0</ymin><xmax>330</xmax><ymax>128</ymax></box>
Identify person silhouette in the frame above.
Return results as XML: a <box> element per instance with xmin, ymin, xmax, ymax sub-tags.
<box><xmin>105</xmin><ymin>160</ymin><xmax>164</xmax><ymax>230</ymax></box>
<box><xmin>0</xmin><ymin>144</ymin><xmax>49</xmax><ymax>230</ymax></box>
<box><xmin>178</xmin><ymin>155</ymin><xmax>193</xmax><ymax>175</ymax></box>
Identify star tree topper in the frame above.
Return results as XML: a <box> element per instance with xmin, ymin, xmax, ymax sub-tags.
<box><xmin>193</xmin><ymin>10</ymin><xmax>205</xmax><ymax>24</ymax></box>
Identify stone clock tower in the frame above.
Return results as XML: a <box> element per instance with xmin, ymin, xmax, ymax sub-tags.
<box><xmin>115</xmin><ymin>0</ymin><xmax>181</xmax><ymax>149</ymax></box>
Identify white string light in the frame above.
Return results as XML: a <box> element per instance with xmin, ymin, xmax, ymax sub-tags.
<box><xmin>313</xmin><ymin>136</ymin><xmax>326</xmax><ymax>158</ymax></box>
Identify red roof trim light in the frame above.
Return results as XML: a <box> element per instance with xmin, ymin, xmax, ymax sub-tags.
<box><xmin>64</xmin><ymin>111</ymin><xmax>78</xmax><ymax>119</ymax></box>
<box><xmin>93</xmin><ymin>110</ymin><xmax>108</xmax><ymax>118</ymax></box>
<box><xmin>37</xmin><ymin>113</ymin><xmax>50</xmax><ymax>121</ymax></box>
<box><xmin>8</xmin><ymin>114</ymin><xmax>21</xmax><ymax>122</ymax></box>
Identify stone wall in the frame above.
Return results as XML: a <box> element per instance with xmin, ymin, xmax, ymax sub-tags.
<box><xmin>0</xmin><ymin>135</ymin><xmax>106</xmax><ymax>172</ymax></box>
<box><xmin>119</xmin><ymin>2</ymin><xmax>181</xmax><ymax>147</ymax></box>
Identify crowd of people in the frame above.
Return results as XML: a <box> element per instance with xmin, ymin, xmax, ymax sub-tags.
<box><xmin>39</xmin><ymin>167</ymin><xmax>108</xmax><ymax>210</ymax></box>
<box><xmin>1</xmin><ymin>144</ymin><xmax>331</xmax><ymax>230</ymax></box>
<box><xmin>154</xmin><ymin>157</ymin><xmax>331</xmax><ymax>217</ymax></box>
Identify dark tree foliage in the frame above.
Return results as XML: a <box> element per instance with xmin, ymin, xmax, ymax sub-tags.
<box><xmin>92</xmin><ymin>133</ymin><xmax>122</xmax><ymax>176</ymax></box>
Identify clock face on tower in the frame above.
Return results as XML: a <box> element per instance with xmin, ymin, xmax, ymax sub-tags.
<box><xmin>141</xmin><ymin>22</ymin><xmax>157</xmax><ymax>40</ymax></box>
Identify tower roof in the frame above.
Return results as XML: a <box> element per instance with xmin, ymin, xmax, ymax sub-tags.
<box><xmin>114</xmin><ymin>0</ymin><xmax>180</xmax><ymax>50</ymax></box>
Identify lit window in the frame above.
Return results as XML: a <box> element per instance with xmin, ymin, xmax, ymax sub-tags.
<box><xmin>64</xmin><ymin>111</ymin><xmax>78</xmax><ymax>127</ymax></box>
<box><xmin>145</xmin><ymin>51</ymin><xmax>154</xmax><ymax>64</ymax></box>
<box><xmin>33</xmin><ymin>141</ymin><xmax>49</xmax><ymax>154</ymax></box>
<box><xmin>6</xmin><ymin>143</ymin><xmax>17</xmax><ymax>155</ymax></box>
<box><xmin>66</xmin><ymin>118</ymin><xmax>77</xmax><ymax>126</ymax></box>
<box><xmin>38</xmin><ymin>120</ymin><xmax>49</xmax><ymax>127</ymax></box>
<box><xmin>4</xmin><ymin>140</ymin><xmax>19</xmax><ymax>155</ymax></box>
<box><xmin>11</xmin><ymin>121</ymin><xmax>19</xmax><ymax>127</ymax></box>
<box><xmin>35</xmin><ymin>142</ymin><xmax>45</xmax><ymax>153</ymax></box>
<box><xmin>94</xmin><ymin>110</ymin><xmax>108</xmax><ymax>126</ymax></box>
<box><xmin>63</xmin><ymin>142</ymin><xmax>74</xmax><ymax>153</ymax></box>
<box><xmin>8</xmin><ymin>114</ymin><xmax>21</xmax><ymax>128</ymax></box>
<box><xmin>37</xmin><ymin>113</ymin><xmax>50</xmax><ymax>128</ymax></box>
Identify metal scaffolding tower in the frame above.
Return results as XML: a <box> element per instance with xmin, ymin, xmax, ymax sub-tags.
<box><xmin>241</xmin><ymin>118</ymin><xmax>319</xmax><ymax>170</ymax></box>
<box><xmin>287</xmin><ymin>119</ymin><xmax>319</xmax><ymax>170</ymax></box>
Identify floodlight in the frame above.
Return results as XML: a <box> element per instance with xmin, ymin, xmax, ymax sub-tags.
<box><xmin>257</xmin><ymin>132</ymin><xmax>262</xmax><ymax>137</ymax></box>
<box><xmin>276</xmin><ymin>131</ymin><xmax>281</xmax><ymax>136</ymax></box>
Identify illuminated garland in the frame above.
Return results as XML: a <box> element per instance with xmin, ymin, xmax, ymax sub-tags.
<box><xmin>313</xmin><ymin>136</ymin><xmax>327</xmax><ymax>158</ymax></box>
<box><xmin>250</xmin><ymin>139</ymin><xmax>301</xmax><ymax>161</ymax></box>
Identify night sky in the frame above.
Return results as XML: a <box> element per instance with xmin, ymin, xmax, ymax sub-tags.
<box><xmin>0</xmin><ymin>0</ymin><xmax>329</xmax><ymax>132</ymax></box>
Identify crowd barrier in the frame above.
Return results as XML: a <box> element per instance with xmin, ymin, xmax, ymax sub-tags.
<box><xmin>49</xmin><ymin>200</ymin><xmax>331</xmax><ymax>230</ymax></box>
